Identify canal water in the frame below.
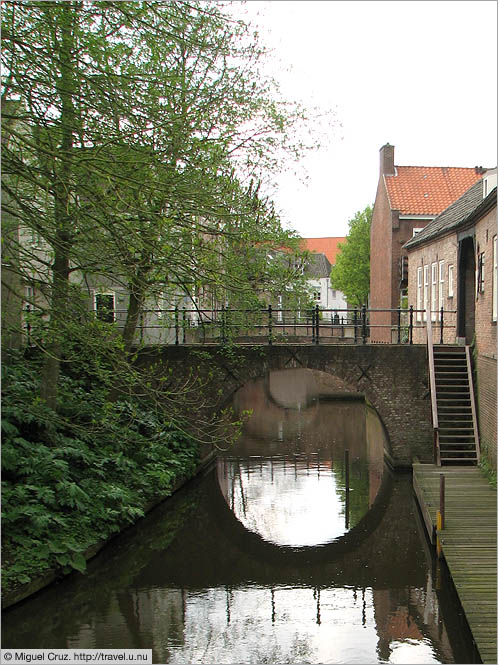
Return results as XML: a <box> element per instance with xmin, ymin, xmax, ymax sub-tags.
<box><xmin>2</xmin><ymin>369</ymin><xmax>478</xmax><ymax>663</ymax></box>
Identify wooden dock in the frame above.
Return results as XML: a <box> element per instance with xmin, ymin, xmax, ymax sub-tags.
<box><xmin>413</xmin><ymin>463</ymin><xmax>497</xmax><ymax>664</ymax></box>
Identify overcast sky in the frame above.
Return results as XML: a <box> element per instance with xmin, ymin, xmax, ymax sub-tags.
<box><xmin>232</xmin><ymin>1</ymin><xmax>497</xmax><ymax>239</ymax></box>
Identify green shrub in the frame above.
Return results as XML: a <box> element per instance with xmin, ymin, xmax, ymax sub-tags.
<box><xmin>1</xmin><ymin>352</ymin><xmax>199</xmax><ymax>592</ymax></box>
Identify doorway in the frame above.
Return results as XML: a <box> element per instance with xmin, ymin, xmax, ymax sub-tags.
<box><xmin>457</xmin><ymin>236</ymin><xmax>475</xmax><ymax>344</ymax></box>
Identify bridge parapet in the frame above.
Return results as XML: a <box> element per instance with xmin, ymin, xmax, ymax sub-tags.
<box><xmin>137</xmin><ymin>344</ymin><xmax>432</xmax><ymax>468</ymax></box>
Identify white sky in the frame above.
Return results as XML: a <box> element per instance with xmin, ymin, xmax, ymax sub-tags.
<box><xmin>232</xmin><ymin>0</ymin><xmax>497</xmax><ymax>238</ymax></box>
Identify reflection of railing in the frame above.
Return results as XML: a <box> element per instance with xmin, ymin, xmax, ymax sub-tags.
<box><xmin>84</xmin><ymin>305</ymin><xmax>458</xmax><ymax>346</ymax></box>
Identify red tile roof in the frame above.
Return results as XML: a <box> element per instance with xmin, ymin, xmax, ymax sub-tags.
<box><xmin>385</xmin><ymin>166</ymin><xmax>485</xmax><ymax>216</ymax></box>
<box><xmin>300</xmin><ymin>237</ymin><xmax>346</xmax><ymax>265</ymax></box>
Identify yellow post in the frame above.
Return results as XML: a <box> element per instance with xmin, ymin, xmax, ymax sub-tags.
<box><xmin>436</xmin><ymin>510</ymin><xmax>443</xmax><ymax>559</ymax></box>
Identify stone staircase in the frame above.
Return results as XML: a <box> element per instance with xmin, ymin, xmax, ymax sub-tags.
<box><xmin>433</xmin><ymin>345</ymin><xmax>479</xmax><ymax>465</ymax></box>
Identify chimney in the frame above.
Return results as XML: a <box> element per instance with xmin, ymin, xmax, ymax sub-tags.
<box><xmin>380</xmin><ymin>143</ymin><xmax>395</xmax><ymax>176</ymax></box>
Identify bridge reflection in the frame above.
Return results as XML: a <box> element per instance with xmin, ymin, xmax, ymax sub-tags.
<box><xmin>216</xmin><ymin>369</ymin><xmax>386</xmax><ymax>548</ymax></box>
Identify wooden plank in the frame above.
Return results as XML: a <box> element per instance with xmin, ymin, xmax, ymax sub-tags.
<box><xmin>413</xmin><ymin>463</ymin><xmax>497</xmax><ymax>663</ymax></box>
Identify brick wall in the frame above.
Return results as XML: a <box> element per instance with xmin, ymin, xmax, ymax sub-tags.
<box><xmin>474</xmin><ymin>209</ymin><xmax>497</xmax><ymax>471</ymax></box>
<box><xmin>407</xmin><ymin>233</ymin><xmax>458</xmax><ymax>345</ymax></box>
<box><xmin>370</xmin><ymin>178</ymin><xmax>394</xmax><ymax>342</ymax></box>
<box><xmin>474</xmin><ymin>208</ymin><xmax>497</xmax><ymax>358</ymax></box>
<box><xmin>476</xmin><ymin>355</ymin><xmax>497</xmax><ymax>469</ymax></box>
<box><xmin>139</xmin><ymin>344</ymin><xmax>433</xmax><ymax>468</ymax></box>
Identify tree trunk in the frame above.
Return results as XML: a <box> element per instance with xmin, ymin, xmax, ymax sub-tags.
<box><xmin>40</xmin><ymin>4</ymin><xmax>76</xmax><ymax>410</ymax></box>
<box><xmin>122</xmin><ymin>278</ymin><xmax>145</xmax><ymax>354</ymax></box>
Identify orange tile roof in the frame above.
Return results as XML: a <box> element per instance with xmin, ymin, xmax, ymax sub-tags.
<box><xmin>385</xmin><ymin>166</ymin><xmax>484</xmax><ymax>216</ymax></box>
<box><xmin>300</xmin><ymin>237</ymin><xmax>346</xmax><ymax>265</ymax></box>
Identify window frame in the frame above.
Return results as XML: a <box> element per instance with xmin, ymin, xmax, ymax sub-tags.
<box><xmin>438</xmin><ymin>260</ymin><xmax>445</xmax><ymax>319</ymax></box>
<box><xmin>416</xmin><ymin>267</ymin><xmax>423</xmax><ymax>321</ymax></box>
<box><xmin>423</xmin><ymin>265</ymin><xmax>429</xmax><ymax>321</ymax></box>
<box><xmin>448</xmin><ymin>264</ymin><xmax>454</xmax><ymax>298</ymax></box>
<box><xmin>477</xmin><ymin>251</ymin><xmax>485</xmax><ymax>294</ymax></box>
<box><xmin>431</xmin><ymin>262</ymin><xmax>438</xmax><ymax>321</ymax></box>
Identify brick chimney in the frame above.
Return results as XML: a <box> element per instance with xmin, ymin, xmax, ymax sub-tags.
<box><xmin>380</xmin><ymin>143</ymin><xmax>395</xmax><ymax>176</ymax></box>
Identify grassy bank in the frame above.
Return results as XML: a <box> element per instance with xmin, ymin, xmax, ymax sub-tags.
<box><xmin>1</xmin><ymin>351</ymin><xmax>202</xmax><ymax>596</ymax></box>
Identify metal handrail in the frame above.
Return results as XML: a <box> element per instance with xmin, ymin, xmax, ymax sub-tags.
<box><xmin>465</xmin><ymin>345</ymin><xmax>481</xmax><ymax>464</ymax></box>
<box><xmin>426</xmin><ymin>308</ymin><xmax>440</xmax><ymax>465</ymax></box>
<box><xmin>83</xmin><ymin>304</ymin><xmax>457</xmax><ymax>347</ymax></box>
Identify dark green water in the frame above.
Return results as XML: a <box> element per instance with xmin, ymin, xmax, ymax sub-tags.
<box><xmin>2</xmin><ymin>369</ymin><xmax>479</xmax><ymax>663</ymax></box>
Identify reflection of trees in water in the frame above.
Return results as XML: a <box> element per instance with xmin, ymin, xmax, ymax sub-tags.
<box><xmin>217</xmin><ymin>450</ymin><xmax>377</xmax><ymax>546</ymax></box>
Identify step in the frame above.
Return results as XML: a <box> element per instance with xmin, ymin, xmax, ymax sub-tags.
<box><xmin>436</xmin><ymin>384</ymin><xmax>469</xmax><ymax>390</ymax></box>
<box><xmin>437</xmin><ymin>402</ymin><xmax>471</xmax><ymax>408</ymax></box>
<box><xmin>434</xmin><ymin>355</ymin><xmax>467</xmax><ymax>367</ymax></box>
<box><xmin>435</xmin><ymin>369</ymin><xmax>467</xmax><ymax>374</ymax></box>
<box><xmin>439</xmin><ymin>427</ymin><xmax>474</xmax><ymax>432</ymax></box>
<box><xmin>440</xmin><ymin>453</ymin><xmax>477</xmax><ymax>459</ymax></box>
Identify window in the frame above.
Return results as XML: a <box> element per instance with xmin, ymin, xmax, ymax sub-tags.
<box><xmin>313</xmin><ymin>289</ymin><xmax>321</xmax><ymax>302</ymax></box>
<box><xmin>493</xmin><ymin>236</ymin><xmax>497</xmax><ymax>322</ymax></box>
<box><xmin>431</xmin><ymin>263</ymin><xmax>437</xmax><ymax>321</ymax></box>
<box><xmin>277</xmin><ymin>294</ymin><xmax>283</xmax><ymax>322</ymax></box>
<box><xmin>24</xmin><ymin>285</ymin><xmax>35</xmax><ymax>309</ymax></box>
<box><xmin>448</xmin><ymin>265</ymin><xmax>454</xmax><ymax>298</ymax></box>
<box><xmin>438</xmin><ymin>260</ymin><xmax>445</xmax><ymax>318</ymax></box>
<box><xmin>413</xmin><ymin>228</ymin><xmax>424</xmax><ymax>237</ymax></box>
<box><xmin>94</xmin><ymin>292</ymin><xmax>115</xmax><ymax>323</ymax></box>
<box><xmin>477</xmin><ymin>251</ymin><xmax>485</xmax><ymax>294</ymax></box>
<box><xmin>416</xmin><ymin>267</ymin><xmax>423</xmax><ymax>321</ymax></box>
<box><xmin>423</xmin><ymin>265</ymin><xmax>429</xmax><ymax>321</ymax></box>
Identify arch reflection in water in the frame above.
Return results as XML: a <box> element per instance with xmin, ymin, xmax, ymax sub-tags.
<box><xmin>217</xmin><ymin>369</ymin><xmax>387</xmax><ymax>547</ymax></box>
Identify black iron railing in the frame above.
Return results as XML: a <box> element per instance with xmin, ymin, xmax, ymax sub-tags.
<box><xmin>126</xmin><ymin>305</ymin><xmax>457</xmax><ymax>346</ymax></box>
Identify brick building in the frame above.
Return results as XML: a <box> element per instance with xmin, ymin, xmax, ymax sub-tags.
<box><xmin>370</xmin><ymin>143</ymin><xmax>486</xmax><ymax>342</ymax></box>
<box><xmin>404</xmin><ymin>171</ymin><xmax>497</xmax><ymax>468</ymax></box>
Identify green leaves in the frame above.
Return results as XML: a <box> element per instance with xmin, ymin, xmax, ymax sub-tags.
<box><xmin>330</xmin><ymin>206</ymin><xmax>372</xmax><ymax>308</ymax></box>
<box><xmin>1</xmin><ymin>353</ymin><xmax>200</xmax><ymax>593</ymax></box>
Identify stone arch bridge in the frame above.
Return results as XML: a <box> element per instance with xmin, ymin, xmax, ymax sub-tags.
<box><xmin>137</xmin><ymin>344</ymin><xmax>433</xmax><ymax>468</ymax></box>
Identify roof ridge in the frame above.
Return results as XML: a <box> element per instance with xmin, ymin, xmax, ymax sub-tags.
<box><xmin>393</xmin><ymin>165</ymin><xmax>486</xmax><ymax>170</ymax></box>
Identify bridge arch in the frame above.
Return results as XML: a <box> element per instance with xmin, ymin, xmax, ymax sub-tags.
<box><xmin>138</xmin><ymin>344</ymin><xmax>432</xmax><ymax>467</ymax></box>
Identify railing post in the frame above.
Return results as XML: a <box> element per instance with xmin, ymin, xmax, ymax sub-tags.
<box><xmin>221</xmin><ymin>305</ymin><xmax>226</xmax><ymax>344</ymax></box>
<box><xmin>25</xmin><ymin>304</ymin><xmax>31</xmax><ymax>346</ymax></box>
<box><xmin>268</xmin><ymin>304</ymin><xmax>273</xmax><ymax>345</ymax></box>
<box><xmin>175</xmin><ymin>305</ymin><xmax>179</xmax><ymax>345</ymax></box>
<box><xmin>315</xmin><ymin>304</ymin><xmax>320</xmax><ymax>345</ymax></box>
<box><xmin>182</xmin><ymin>307</ymin><xmax>186</xmax><ymax>344</ymax></box>
<box><xmin>361</xmin><ymin>304</ymin><xmax>367</xmax><ymax>344</ymax></box>
<box><xmin>409</xmin><ymin>305</ymin><xmax>414</xmax><ymax>345</ymax></box>
<box><xmin>397</xmin><ymin>306</ymin><xmax>401</xmax><ymax>344</ymax></box>
<box><xmin>353</xmin><ymin>307</ymin><xmax>358</xmax><ymax>344</ymax></box>
<box><xmin>440</xmin><ymin>306</ymin><xmax>444</xmax><ymax>345</ymax></box>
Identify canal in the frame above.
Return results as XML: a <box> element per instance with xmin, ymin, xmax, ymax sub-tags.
<box><xmin>2</xmin><ymin>369</ymin><xmax>479</xmax><ymax>663</ymax></box>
